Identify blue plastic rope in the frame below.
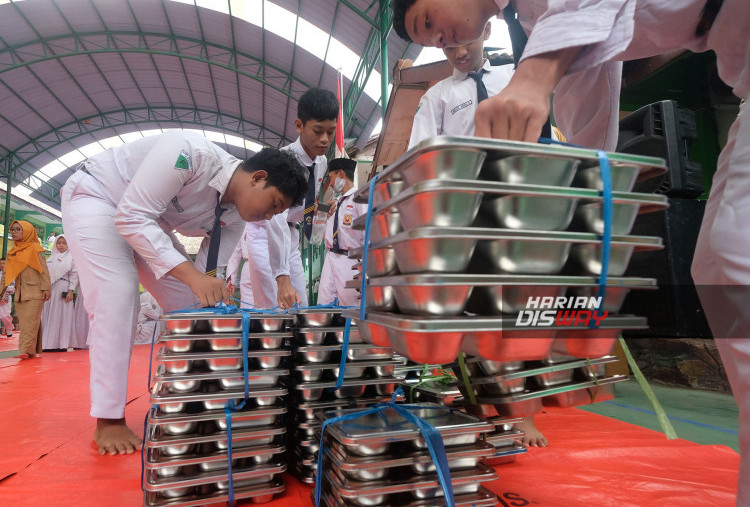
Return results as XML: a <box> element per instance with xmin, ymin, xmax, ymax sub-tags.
<box><xmin>593</xmin><ymin>150</ymin><xmax>613</xmax><ymax>328</ymax></box>
<box><xmin>314</xmin><ymin>387</ymin><xmax>455</xmax><ymax>507</ymax></box>
<box><xmin>223</xmin><ymin>400</ymin><xmax>247</xmax><ymax>506</ymax></box>
<box><xmin>335</xmin><ymin>318</ymin><xmax>353</xmax><ymax>389</ymax></box>
<box><xmin>359</xmin><ymin>174</ymin><xmax>379</xmax><ymax>321</ymax></box>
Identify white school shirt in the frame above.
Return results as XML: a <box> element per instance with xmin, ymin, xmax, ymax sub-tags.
<box><xmin>265</xmin><ymin>137</ymin><xmax>328</xmax><ymax>279</ymax></box>
<box><xmin>323</xmin><ymin>188</ymin><xmax>368</xmax><ymax>251</ymax></box>
<box><xmin>83</xmin><ymin>130</ymin><xmax>245</xmax><ymax>279</ymax></box>
<box><xmin>498</xmin><ymin>0</ymin><xmax>745</xmax><ymax>150</ymax></box>
<box><xmin>226</xmin><ymin>222</ymin><xmax>255</xmax><ymax>283</ymax></box>
<box><xmin>409</xmin><ymin>59</ymin><xmax>514</xmax><ymax>150</ymax></box>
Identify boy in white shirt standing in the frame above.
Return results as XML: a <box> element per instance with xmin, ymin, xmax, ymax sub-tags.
<box><xmin>317</xmin><ymin>158</ymin><xmax>367</xmax><ymax>306</ymax></box>
<box><xmin>61</xmin><ymin>132</ymin><xmax>306</xmax><ymax>456</ymax></box>
<box><xmin>249</xmin><ymin>88</ymin><xmax>339</xmax><ymax>309</ymax></box>
<box><xmin>409</xmin><ymin>22</ymin><xmax>513</xmax><ymax>149</ymax></box>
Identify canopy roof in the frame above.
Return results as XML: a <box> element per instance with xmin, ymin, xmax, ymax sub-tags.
<box><xmin>0</xmin><ymin>0</ymin><xmax>418</xmax><ymax>213</ymax></box>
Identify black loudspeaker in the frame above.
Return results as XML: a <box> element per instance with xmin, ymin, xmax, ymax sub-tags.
<box><xmin>621</xmin><ymin>198</ymin><xmax>712</xmax><ymax>338</ymax></box>
<box><xmin>618</xmin><ymin>100</ymin><xmax>704</xmax><ymax>198</ymax></box>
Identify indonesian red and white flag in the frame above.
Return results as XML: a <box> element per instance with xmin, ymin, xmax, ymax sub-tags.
<box><xmin>335</xmin><ymin>70</ymin><xmax>347</xmax><ymax>159</ymax></box>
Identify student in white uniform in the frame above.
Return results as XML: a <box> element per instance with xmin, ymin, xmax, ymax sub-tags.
<box><xmin>317</xmin><ymin>158</ymin><xmax>367</xmax><ymax>306</ymax></box>
<box><xmin>225</xmin><ymin>223</ymin><xmax>256</xmax><ymax>308</ymax></box>
<box><xmin>134</xmin><ymin>290</ymin><xmax>165</xmax><ymax>345</ymax></box>
<box><xmin>60</xmin><ymin>131</ymin><xmax>306</xmax><ymax>456</ymax></box>
<box><xmin>395</xmin><ymin>0</ymin><xmax>750</xmax><ymax>501</ymax></box>
<box><xmin>249</xmin><ymin>88</ymin><xmax>338</xmax><ymax>309</ymax></box>
<box><xmin>408</xmin><ymin>22</ymin><xmax>513</xmax><ymax>149</ymax></box>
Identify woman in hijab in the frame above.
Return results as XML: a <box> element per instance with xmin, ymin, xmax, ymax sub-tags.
<box><xmin>3</xmin><ymin>221</ymin><xmax>51</xmax><ymax>359</ymax></box>
<box><xmin>42</xmin><ymin>234</ymin><xmax>86</xmax><ymax>350</ymax></box>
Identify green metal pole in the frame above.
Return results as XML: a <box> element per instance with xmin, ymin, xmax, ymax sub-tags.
<box><xmin>379</xmin><ymin>0</ymin><xmax>389</xmax><ymax>118</ymax></box>
<box><xmin>2</xmin><ymin>161</ymin><xmax>13</xmax><ymax>257</ymax></box>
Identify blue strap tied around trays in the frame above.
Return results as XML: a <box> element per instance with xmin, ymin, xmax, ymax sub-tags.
<box><xmin>359</xmin><ymin>174</ymin><xmax>380</xmax><ymax>322</ymax></box>
<box><xmin>336</xmin><ymin>318</ymin><xmax>353</xmax><ymax>389</ymax></box>
<box><xmin>314</xmin><ymin>387</ymin><xmax>455</xmax><ymax>507</ymax></box>
<box><xmin>223</xmin><ymin>399</ymin><xmax>248</xmax><ymax>506</ymax></box>
<box><xmin>592</xmin><ymin>150</ymin><xmax>612</xmax><ymax>328</ymax></box>
<box><xmin>537</xmin><ymin>137</ymin><xmax>613</xmax><ymax>328</ymax></box>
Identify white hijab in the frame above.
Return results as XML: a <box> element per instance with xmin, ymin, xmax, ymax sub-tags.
<box><xmin>47</xmin><ymin>234</ymin><xmax>74</xmax><ymax>285</ymax></box>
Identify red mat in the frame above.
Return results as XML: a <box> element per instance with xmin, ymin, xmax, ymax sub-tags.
<box><xmin>0</xmin><ymin>346</ymin><xmax>739</xmax><ymax>506</ymax></box>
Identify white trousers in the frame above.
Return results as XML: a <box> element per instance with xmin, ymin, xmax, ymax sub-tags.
<box><xmin>236</xmin><ymin>262</ymin><xmax>254</xmax><ymax>308</ymax></box>
<box><xmin>692</xmin><ymin>100</ymin><xmax>750</xmax><ymax>505</ymax></box>
<box><xmin>317</xmin><ymin>251</ymin><xmax>360</xmax><ymax>306</ymax></box>
<box><xmin>248</xmin><ymin>225</ymin><xmax>308</xmax><ymax>309</ymax></box>
<box><xmin>61</xmin><ymin>172</ymin><xmax>197</xmax><ymax>419</ymax></box>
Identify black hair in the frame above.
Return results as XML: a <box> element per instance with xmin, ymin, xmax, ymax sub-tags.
<box><xmin>328</xmin><ymin>158</ymin><xmax>357</xmax><ymax>182</ymax></box>
<box><xmin>241</xmin><ymin>148</ymin><xmax>307</xmax><ymax>208</ymax></box>
<box><xmin>297</xmin><ymin>88</ymin><xmax>339</xmax><ymax>124</ymax></box>
<box><xmin>393</xmin><ymin>0</ymin><xmax>418</xmax><ymax>42</ymax></box>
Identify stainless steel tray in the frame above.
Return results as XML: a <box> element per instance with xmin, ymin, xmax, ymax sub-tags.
<box><xmin>484</xmin><ymin>428</ymin><xmax>524</xmax><ymax>448</ymax></box>
<box><xmin>145</xmin><ymin>425</ymin><xmax>285</xmax><ymax>452</ymax></box>
<box><xmin>319</xmin><ymin>485</ymin><xmax>499</xmax><ymax>507</ymax></box>
<box><xmin>294</xmin><ymin>377</ymin><xmax>400</xmax><ymax>401</ymax></box>
<box><xmin>295</xmin><ymin>343</ymin><xmax>393</xmax><ymax>363</ymax></box>
<box><xmin>320</xmin><ymin>403</ymin><xmax>493</xmax><ymax>454</ymax></box>
<box><xmin>295</xmin><ymin>359</ymin><xmax>406</xmax><ymax>382</ymax></box>
<box><xmin>159</xmin><ymin>332</ymin><xmax>291</xmax><ymax>351</ymax></box>
<box><xmin>147</xmin><ymin>405</ymin><xmax>286</xmax><ymax>433</ymax></box>
<box><xmin>343</xmin><ymin>309</ymin><xmax>645</xmax><ymax>364</ymax></box>
<box><xmin>323</xmin><ymin>440</ymin><xmax>496</xmax><ymax>479</ymax></box>
<box><xmin>292</xmin><ymin>308</ymin><xmax>345</xmax><ymax>327</ymax></box>
<box><xmin>143</xmin><ymin>460</ymin><xmax>285</xmax><ymax>493</ymax></box>
<box><xmin>150</xmin><ymin>386</ymin><xmax>287</xmax><ymax>408</ymax></box>
<box><xmin>482</xmin><ymin>443</ymin><xmax>528</xmax><ymax>466</ymax></box>
<box><xmin>295</xmin><ymin>396</ymin><xmax>401</xmax><ymax>421</ymax></box>
<box><xmin>354</xmin><ymin>136</ymin><xmax>666</xmax><ymax>202</ymax></box>
<box><xmin>354</xmin><ymin>179</ymin><xmax>667</xmax><ymax>234</ymax></box>
<box><xmin>406</xmin><ymin>381</ymin><xmax>463</xmax><ymax>406</ymax></box>
<box><xmin>144</xmin><ymin>443</ymin><xmax>285</xmax><ymax>469</ymax></box>
<box><xmin>154</xmin><ymin>366</ymin><xmax>288</xmax><ymax>388</ymax></box>
<box><xmin>160</xmin><ymin>312</ymin><xmax>292</xmax><ymax>334</ymax></box>
<box><xmin>295</xmin><ymin>326</ymin><xmax>363</xmax><ymax>346</ymax></box>
<box><xmin>362</xmin><ymin>274</ymin><xmax>656</xmax><ymax>316</ymax></box>
<box><xmin>368</xmin><ymin>227</ymin><xmax>662</xmax><ymax>276</ymax></box>
<box><xmin>323</xmin><ymin>461</ymin><xmax>497</xmax><ymax>501</ymax></box>
<box><xmin>143</xmin><ymin>477</ymin><xmax>285</xmax><ymax>507</ymax></box>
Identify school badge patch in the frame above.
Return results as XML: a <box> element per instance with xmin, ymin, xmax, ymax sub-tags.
<box><xmin>174</xmin><ymin>150</ymin><xmax>191</xmax><ymax>170</ymax></box>
<box><xmin>343</xmin><ymin>214</ymin><xmax>352</xmax><ymax>226</ymax></box>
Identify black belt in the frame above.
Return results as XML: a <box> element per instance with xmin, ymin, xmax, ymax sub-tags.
<box><xmin>329</xmin><ymin>247</ymin><xmax>349</xmax><ymax>255</ymax></box>
<box><xmin>696</xmin><ymin>0</ymin><xmax>724</xmax><ymax>36</ymax></box>
<box><xmin>287</xmin><ymin>222</ymin><xmax>301</xmax><ymax>230</ymax></box>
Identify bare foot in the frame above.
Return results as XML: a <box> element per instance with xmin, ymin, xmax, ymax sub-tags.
<box><xmin>515</xmin><ymin>416</ymin><xmax>549</xmax><ymax>447</ymax></box>
<box><xmin>16</xmin><ymin>353</ymin><xmax>29</xmax><ymax>360</ymax></box>
<box><xmin>94</xmin><ymin>418</ymin><xmax>143</xmax><ymax>456</ymax></box>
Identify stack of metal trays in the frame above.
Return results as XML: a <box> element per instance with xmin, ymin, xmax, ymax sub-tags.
<box><xmin>288</xmin><ymin>308</ymin><xmax>407</xmax><ymax>484</ymax></box>
<box><xmin>315</xmin><ymin>403</ymin><xmax>499</xmax><ymax>507</ymax></box>
<box><xmin>143</xmin><ymin>312</ymin><xmax>293</xmax><ymax>506</ymax></box>
<box><xmin>346</xmin><ymin>136</ymin><xmax>667</xmax><ymax>366</ymax></box>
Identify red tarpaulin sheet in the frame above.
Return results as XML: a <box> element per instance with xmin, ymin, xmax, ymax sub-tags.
<box><xmin>0</xmin><ymin>346</ymin><xmax>739</xmax><ymax>506</ymax></box>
